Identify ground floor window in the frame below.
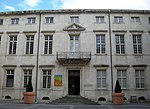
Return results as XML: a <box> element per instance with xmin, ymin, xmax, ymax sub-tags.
<box><xmin>135</xmin><ymin>69</ymin><xmax>144</xmax><ymax>89</ymax></box>
<box><xmin>6</xmin><ymin>70</ymin><xmax>14</xmax><ymax>87</ymax></box>
<box><xmin>117</xmin><ymin>69</ymin><xmax>127</xmax><ymax>89</ymax></box>
<box><xmin>24</xmin><ymin>70</ymin><xmax>32</xmax><ymax>88</ymax></box>
<box><xmin>97</xmin><ymin>70</ymin><xmax>106</xmax><ymax>88</ymax></box>
<box><xmin>43</xmin><ymin>70</ymin><xmax>51</xmax><ymax>88</ymax></box>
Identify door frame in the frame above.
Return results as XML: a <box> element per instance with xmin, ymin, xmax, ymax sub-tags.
<box><xmin>67</xmin><ymin>69</ymin><xmax>81</xmax><ymax>95</ymax></box>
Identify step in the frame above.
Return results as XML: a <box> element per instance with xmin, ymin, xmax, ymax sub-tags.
<box><xmin>50</xmin><ymin>95</ymin><xmax>98</xmax><ymax>105</ymax></box>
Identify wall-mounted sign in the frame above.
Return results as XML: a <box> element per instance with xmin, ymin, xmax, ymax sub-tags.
<box><xmin>54</xmin><ymin>75</ymin><xmax>62</xmax><ymax>87</ymax></box>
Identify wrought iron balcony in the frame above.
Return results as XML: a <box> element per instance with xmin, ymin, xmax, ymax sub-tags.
<box><xmin>57</xmin><ymin>52</ymin><xmax>91</xmax><ymax>65</ymax></box>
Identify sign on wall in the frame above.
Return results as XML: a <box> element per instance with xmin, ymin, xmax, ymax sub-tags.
<box><xmin>54</xmin><ymin>75</ymin><xmax>62</xmax><ymax>87</ymax></box>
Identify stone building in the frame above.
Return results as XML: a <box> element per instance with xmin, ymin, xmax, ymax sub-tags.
<box><xmin>0</xmin><ymin>9</ymin><xmax>150</xmax><ymax>102</ymax></box>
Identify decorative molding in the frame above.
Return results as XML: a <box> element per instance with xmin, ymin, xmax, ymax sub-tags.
<box><xmin>23</xmin><ymin>31</ymin><xmax>37</xmax><ymax>34</ymax></box>
<box><xmin>0</xmin><ymin>32</ymin><xmax>4</xmax><ymax>34</ymax></box>
<box><xmin>20</xmin><ymin>65</ymin><xmax>35</xmax><ymax>69</ymax></box>
<box><xmin>112</xmin><ymin>30</ymin><xmax>127</xmax><ymax>33</ymax></box>
<box><xmin>114</xmin><ymin>65</ymin><xmax>130</xmax><ymax>67</ymax></box>
<box><xmin>93</xmin><ymin>64</ymin><xmax>109</xmax><ymax>67</ymax></box>
<box><xmin>6</xmin><ymin>31</ymin><xmax>19</xmax><ymax>34</ymax></box>
<box><xmin>132</xmin><ymin>64</ymin><xmax>147</xmax><ymax>67</ymax></box>
<box><xmin>93</xmin><ymin>30</ymin><xmax>108</xmax><ymax>32</ymax></box>
<box><xmin>39</xmin><ymin>65</ymin><xmax>55</xmax><ymax>68</ymax></box>
<box><xmin>41</xmin><ymin>31</ymin><xmax>55</xmax><ymax>34</ymax></box>
<box><xmin>3</xmin><ymin>65</ymin><xmax>17</xmax><ymax>68</ymax></box>
<box><xmin>63</xmin><ymin>23</ymin><xmax>85</xmax><ymax>31</ymax></box>
<box><xmin>129</xmin><ymin>30</ymin><xmax>144</xmax><ymax>33</ymax></box>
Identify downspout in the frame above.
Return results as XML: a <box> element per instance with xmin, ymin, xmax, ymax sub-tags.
<box><xmin>108</xmin><ymin>10</ymin><xmax>113</xmax><ymax>94</ymax></box>
<box><xmin>35</xmin><ymin>11</ymin><xmax>41</xmax><ymax>102</ymax></box>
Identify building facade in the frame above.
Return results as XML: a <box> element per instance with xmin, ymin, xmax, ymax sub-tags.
<box><xmin>0</xmin><ymin>9</ymin><xmax>150</xmax><ymax>102</ymax></box>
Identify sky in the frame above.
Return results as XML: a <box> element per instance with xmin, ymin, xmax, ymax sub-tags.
<box><xmin>0</xmin><ymin>0</ymin><xmax>150</xmax><ymax>12</ymax></box>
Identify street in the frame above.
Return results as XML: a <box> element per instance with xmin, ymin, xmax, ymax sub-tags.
<box><xmin>0</xmin><ymin>103</ymin><xmax>150</xmax><ymax>109</ymax></box>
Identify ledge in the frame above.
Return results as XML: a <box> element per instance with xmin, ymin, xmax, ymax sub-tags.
<box><xmin>6</xmin><ymin>31</ymin><xmax>19</xmax><ymax>34</ymax></box>
<box><xmin>112</xmin><ymin>30</ymin><xmax>127</xmax><ymax>33</ymax></box>
<box><xmin>20</xmin><ymin>65</ymin><xmax>35</xmax><ymax>68</ymax></box>
<box><xmin>39</xmin><ymin>65</ymin><xmax>55</xmax><ymax>68</ymax></box>
<box><xmin>93</xmin><ymin>30</ymin><xmax>108</xmax><ymax>32</ymax></box>
<box><xmin>3</xmin><ymin>65</ymin><xmax>17</xmax><ymax>68</ymax></box>
<box><xmin>132</xmin><ymin>64</ymin><xmax>147</xmax><ymax>67</ymax></box>
<box><xmin>114</xmin><ymin>65</ymin><xmax>130</xmax><ymax>67</ymax></box>
<box><xmin>129</xmin><ymin>30</ymin><xmax>144</xmax><ymax>33</ymax></box>
<box><xmin>93</xmin><ymin>64</ymin><xmax>109</xmax><ymax>67</ymax></box>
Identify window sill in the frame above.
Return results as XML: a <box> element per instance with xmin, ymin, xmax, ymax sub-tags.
<box><xmin>94</xmin><ymin>22</ymin><xmax>106</xmax><ymax>24</ymax></box>
<box><xmin>41</xmin><ymin>54</ymin><xmax>54</xmax><ymax>56</ymax></box>
<box><xmin>115</xmin><ymin>54</ymin><xmax>127</xmax><ymax>56</ymax></box>
<box><xmin>96</xmin><ymin>88</ymin><xmax>107</xmax><ymax>90</ymax></box>
<box><xmin>135</xmin><ymin>88</ymin><xmax>147</xmax><ymax>90</ymax></box>
<box><xmin>95</xmin><ymin>53</ymin><xmax>107</xmax><ymax>56</ymax></box>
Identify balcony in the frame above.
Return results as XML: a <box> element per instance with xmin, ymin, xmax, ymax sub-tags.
<box><xmin>57</xmin><ymin>52</ymin><xmax>91</xmax><ymax>65</ymax></box>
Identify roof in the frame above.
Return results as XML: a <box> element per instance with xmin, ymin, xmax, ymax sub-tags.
<box><xmin>0</xmin><ymin>9</ymin><xmax>150</xmax><ymax>15</ymax></box>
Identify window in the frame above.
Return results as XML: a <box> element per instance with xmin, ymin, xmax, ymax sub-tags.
<box><xmin>96</xmin><ymin>34</ymin><xmax>105</xmax><ymax>54</ymax></box>
<box><xmin>9</xmin><ymin>36</ymin><xmax>17</xmax><ymax>54</ymax></box>
<box><xmin>0</xmin><ymin>19</ymin><xmax>3</xmax><ymax>25</ymax></box>
<box><xmin>11</xmin><ymin>18</ymin><xmax>19</xmax><ymax>24</ymax></box>
<box><xmin>6</xmin><ymin>70</ymin><xmax>14</xmax><ymax>87</ymax></box>
<box><xmin>27</xmin><ymin>17</ymin><xmax>35</xmax><ymax>24</ymax></box>
<box><xmin>24</xmin><ymin>70</ymin><xmax>32</xmax><ymax>88</ymax></box>
<box><xmin>133</xmin><ymin>35</ymin><xmax>142</xmax><ymax>54</ymax></box>
<box><xmin>117</xmin><ymin>70</ymin><xmax>127</xmax><ymax>88</ymax></box>
<box><xmin>0</xmin><ymin>36</ymin><xmax>1</xmax><ymax>45</ymax></box>
<box><xmin>70</xmin><ymin>36</ymin><xmax>79</xmax><ymax>52</ymax></box>
<box><xmin>97</xmin><ymin>70</ymin><xmax>106</xmax><ymax>88</ymax></box>
<box><xmin>70</xmin><ymin>16</ymin><xmax>79</xmax><ymax>23</ymax></box>
<box><xmin>131</xmin><ymin>17</ymin><xmax>140</xmax><ymax>23</ymax></box>
<box><xmin>135</xmin><ymin>70</ymin><xmax>144</xmax><ymax>89</ymax></box>
<box><xmin>26</xmin><ymin>35</ymin><xmax>34</xmax><ymax>54</ymax></box>
<box><xmin>96</xmin><ymin>16</ymin><xmax>105</xmax><ymax>23</ymax></box>
<box><xmin>44</xmin><ymin>35</ymin><xmax>53</xmax><ymax>54</ymax></box>
<box><xmin>115</xmin><ymin>35</ymin><xmax>125</xmax><ymax>54</ymax></box>
<box><xmin>45</xmin><ymin>17</ymin><xmax>54</xmax><ymax>23</ymax></box>
<box><xmin>43</xmin><ymin>70</ymin><xmax>51</xmax><ymax>88</ymax></box>
<box><xmin>114</xmin><ymin>16</ymin><xmax>123</xmax><ymax>23</ymax></box>
<box><xmin>149</xmin><ymin>17</ymin><xmax>150</xmax><ymax>23</ymax></box>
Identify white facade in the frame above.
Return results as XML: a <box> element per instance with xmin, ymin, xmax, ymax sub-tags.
<box><xmin>0</xmin><ymin>9</ymin><xmax>150</xmax><ymax>102</ymax></box>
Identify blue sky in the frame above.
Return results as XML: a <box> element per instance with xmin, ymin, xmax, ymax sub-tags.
<box><xmin>0</xmin><ymin>0</ymin><xmax>150</xmax><ymax>12</ymax></box>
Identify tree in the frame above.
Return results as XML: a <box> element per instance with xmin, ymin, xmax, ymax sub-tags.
<box><xmin>114</xmin><ymin>80</ymin><xmax>122</xmax><ymax>93</ymax></box>
<box><xmin>26</xmin><ymin>78</ymin><xmax>33</xmax><ymax>92</ymax></box>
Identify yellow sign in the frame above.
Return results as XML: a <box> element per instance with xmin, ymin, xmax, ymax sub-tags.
<box><xmin>54</xmin><ymin>75</ymin><xmax>62</xmax><ymax>87</ymax></box>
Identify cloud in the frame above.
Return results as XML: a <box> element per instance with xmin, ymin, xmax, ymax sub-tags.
<box><xmin>19</xmin><ymin>0</ymin><xmax>42</xmax><ymax>9</ymax></box>
<box><xmin>3</xmin><ymin>4</ymin><xmax>15</xmax><ymax>11</ymax></box>
<box><xmin>50</xmin><ymin>0</ymin><xmax>63</xmax><ymax>9</ymax></box>
<box><xmin>59</xmin><ymin>0</ymin><xmax>150</xmax><ymax>10</ymax></box>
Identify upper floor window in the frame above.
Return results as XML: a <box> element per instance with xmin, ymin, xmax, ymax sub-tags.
<box><xmin>24</xmin><ymin>70</ymin><xmax>32</xmax><ymax>88</ymax></box>
<box><xmin>43</xmin><ymin>70</ymin><xmax>51</xmax><ymax>88</ymax></box>
<box><xmin>44</xmin><ymin>35</ymin><xmax>53</xmax><ymax>54</ymax></box>
<box><xmin>70</xmin><ymin>35</ymin><xmax>79</xmax><ymax>52</ymax></box>
<box><xmin>115</xmin><ymin>35</ymin><xmax>125</xmax><ymax>54</ymax></box>
<box><xmin>26</xmin><ymin>35</ymin><xmax>34</xmax><ymax>54</ymax></box>
<box><xmin>95</xmin><ymin>16</ymin><xmax>105</xmax><ymax>23</ymax></box>
<box><xmin>96</xmin><ymin>34</ymin><xmax>105</xmax><ymax>54</ymax></box>
<box><xmin>0</xmin><ymin>36</ymin><xmax>1</xmax><ymax>45</ymax></box>
<box><xmin>135</xmin><ymin>69</ymin><xmax>144</xmax><ymax>89</ymax></box>
<box><xmin>117</xmin><ymin>70</ymin><xmax>127</xmax><ymax>89</ymax></box>
<box><xmin>133</xmin><ymin>35</ymin><xmax>142</xmax><ymax>54</ymax></box>
<box><xmin>11</xmin><ymin>18</ymin><xmax>19</xmax><ymax>24</ymax></box>
<box><xmin>6</xmin><ymin>70</ymin><xmax>14</xmax><ymax>87</ymax></box>
<box><xmin>0</xmin><ymin>19</ymin><xmax>3</xmax><ymax>25</ymax></box>
<box><xmin>27</xmin><ymin>17</ymin><xmax>36</xmax><ymax>24</ymax></box>
<box><xmin>45</xmin><ymin>17</ymin><xmax>54</xmax><ymax>23</ymax></box>
<box><xmin>97</xmin><ymin>70</ymin><xmax>106</xmax><ymax>89</ymax></box>
<box><xmin>149</xmin><ymin>17</ymin><xmax>150</xmax><ymax>23</ymax></box>
<box><xmin>114</xmin><ymin>16</ymin><xmax>123</xmax><ymax>24</ymax></box>
<box><xmin>131</xmin><ymin>17</ymin><xmax>140</xmax><ymax>23</ymax></box>
<box><xmin>9</xmin><ymin>36</ymin><xmax>17</xmax><ymax>54</ymax></box>
<box><xmin>70</xmin><ymin>16</ymin><xmax>79</xmax><ymax>23</ymax></box>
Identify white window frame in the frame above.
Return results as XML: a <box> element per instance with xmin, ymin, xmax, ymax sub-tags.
<box><xmin>45</xmin><ymin>17</ymin><xmax>54</xmax><ymax>23</ymax></box>
<box><xmin>6</xmin><ymin>70</ymin><xmax>14</xmax><ymax>87</ymax></box>
<box><xmin>26</xmin><ymin>35</ymin><xmax>34</xmax><ymax>54</ymax></box>
<box><xmin>70</xmin><ymin>16</ymin><xmax>79</xmax><ymax>23</ymax></box>
<box><xmin>114</xmin><ymin>16</ymin><xmax>123</xmax><ymax>24</ymax></box>
<box><xmin>43</xmin><ymin>70</ymin><xmax>51</xmax><ymax>88</ymax></box>
<box><xmin>133</xmin><ymin>34</ymin><xmax>142</xmax><ymax>54</ymax></box>
<box><xmin>44</xmin><ymin>35</ymin><xmax>53</xmax><ymax>54</ymax></box>
<box><xmin>24</xmin><ymin>70</ymin><xmax>32</xmax><ymax>88</ymax></box>
<box><xmin>96</xmin><ymin>16</ymin><xmax>105</xmax><ymax>23</ymax></box>
<box><xmin>11</xmin><ymin>18</ymin><xmax>19</xmax><ymax>24</ymax></box>
<box><xmin>135</xmin><ymin>70</ymin><xmax>145</xmax><ymax>89</ymax></box>
<box><xmin>97</xmin><ymin>69</ymin><xmax>106</xmax><ymax>89</ymax></box>
<box><xmin>27</xmin><ymin>17</ymin><xmax>36</xmax><ymax>24</ymax></box>
<box><xmin>115</xmin><ymin>35</ymin><xmax>125</xmax><ymax>54</ymax></box>
<box><xmin>96</xmin><ymin>34</ymin><xmax>105</xmax><ymax>54</ymax></box>
<box><xmin>117</xmin><ymin>69</ymin><xmax>127</xmax><ymax>89</ymax></box>
<box><xmin>9</xmin><ymin>36</ymin><xmax>17</xmax><ymax>54</ymax></box>
<box><xmin>70</xmin><ymin>35</ymin><xmax>79</xmax><ymax>52</ymax></box>
<box><xmin>131</xmin><ymin>17</ymin><xmax>140</xmax><ymax>23</ymax></box>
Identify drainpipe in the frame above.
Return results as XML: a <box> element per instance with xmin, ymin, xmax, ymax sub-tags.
<box><xmin>108</xmin><ymin>10</ymin><xmax>113</xmax><ymax>94</ymax></box>
<box><xmin>35</xmin><ymin>11</ymin><xmax>41</xmax><ymax>102</ymax></box>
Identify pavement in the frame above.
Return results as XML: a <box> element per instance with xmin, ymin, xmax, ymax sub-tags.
<box><xmin>0</xmin><ymin>100</ymin><xmax>150</xmax><ymax>109</ymax></box>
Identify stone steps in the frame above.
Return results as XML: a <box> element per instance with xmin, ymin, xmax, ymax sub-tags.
<box><xmin>50</xmin><ymin>95</ymin><xmax>98</xmax><ymax>105</ymax></box>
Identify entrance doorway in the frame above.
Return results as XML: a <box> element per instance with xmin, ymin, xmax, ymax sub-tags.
<box><xmin>68</xmin><ymin>70</ymin><xmax>80</xmax><ymax>95</ymax></box>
